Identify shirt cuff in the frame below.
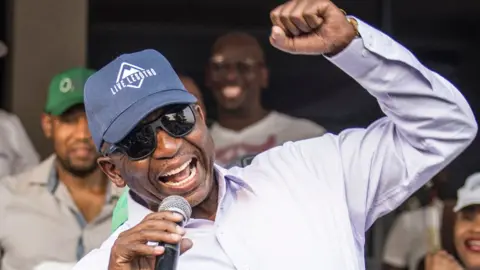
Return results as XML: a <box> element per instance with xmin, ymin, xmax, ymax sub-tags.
<box><xmin>325</xmin><ymin>17</ymin><xmax>399</xmax><ymax>79</ymax></box>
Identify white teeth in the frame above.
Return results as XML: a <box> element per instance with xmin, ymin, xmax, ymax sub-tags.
<box><xmin>164</xmin><ymin>166</ymin><xmax>197</xmax><ymax>187</ymax></box>
<box><xmin>160</xmin><ymin>160</ymin><xmax>192</xmax><ymax>177</ymax></box>
<box><xmin>468</xmin><ymin>240</ymin><xmax>480</xmax><ymax>246</ymax></box>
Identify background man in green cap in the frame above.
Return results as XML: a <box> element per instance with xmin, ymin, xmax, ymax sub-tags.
<box><xmin>0</xmin><ymin>68</ymin><xmax>123</xmax><ymax>270</ymax></box>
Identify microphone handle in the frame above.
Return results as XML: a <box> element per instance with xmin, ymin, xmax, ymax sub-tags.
<box><xmin>155</xmin><ymin>242</ymin><xmax>180</xmax><ymax>270</ymax></box>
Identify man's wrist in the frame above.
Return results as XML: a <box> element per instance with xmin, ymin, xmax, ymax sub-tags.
<box><xmin>347</xmin><ymin>17</ymin><xmax>360</xmax><ymax>38</ymax></box>
<box><xmin>324</xmin><ymin>10</ymin><xmax>360</xmax><ymax>57</ymax></box>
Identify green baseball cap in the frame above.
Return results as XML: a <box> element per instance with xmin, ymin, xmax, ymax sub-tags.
<box><xmin>45</xmin><ymin>67</ymin><xmax>96</xmax><ymax>115</ymax></box>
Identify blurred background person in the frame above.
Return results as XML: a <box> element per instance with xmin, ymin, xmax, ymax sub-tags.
<box><xmin>417</xmin><ymin>172</ymin><xmax>480</xmax><ymax>270</ymax></box>
<box><xmin>0</xmin><ymin>68</ymin><xmax>122</xmax><ymax>270</ymax></box>
<box><xmin>0</xmin><ymin>40</ymin><xmax>40</xmax><ymax>178</ymax></box>
<box><xmin>206</xmin><ymin>32</ymin><xmax>327</xmax><ymax>166</ymax></box>
<box><xmin>382</xmin><ymin>170</ymin><xmax>457</xmax><ymax>270</ymax></box>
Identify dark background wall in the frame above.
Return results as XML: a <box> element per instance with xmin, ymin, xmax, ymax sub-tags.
<box><xmin>0</xmin><ymin>0</ymin><xmax>7</xmax><ymax>109</ymax></box>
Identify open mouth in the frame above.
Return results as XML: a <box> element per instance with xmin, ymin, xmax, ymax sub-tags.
<box><xmin>158</xmin><ymin>158</ymin><xmax>198</xmax><ymax>189</ymax></box>
<box><xmin>221</xmin><ymin>86</ymin><xmax>242</xmax><ymax>99</ymax></box>
<box><xmin>465</xmin><ymin>239</ymin><xmax>480</xmax><ymax>252</ymax></box>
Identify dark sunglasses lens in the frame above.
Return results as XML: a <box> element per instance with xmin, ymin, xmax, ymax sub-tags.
<box><xmin>161</xmin><ymin>106</ymin><xmax>195</xmax><ymax>137</ymax></box>
<box><xmin>119</xmin><ymin>125</ymin><xmax>156</xmax><ymax>159</ymax></box>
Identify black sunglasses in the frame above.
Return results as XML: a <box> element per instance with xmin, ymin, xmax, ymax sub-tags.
<box><xmin>104</xmin><ymin>104</ymin><xmax>196</xmax><ymax>161</ymax></box>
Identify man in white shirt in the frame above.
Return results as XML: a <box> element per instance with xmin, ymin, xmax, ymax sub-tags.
<box><xmin>0</xmin><ymin>40</ymin><xmax>40</xmax><ymax>177</ymax></box>
<box><xmin>73</xmin><ymin>0</ymin><xmax>477</xmax><ymax>269</ymax></box>
<box><xmin>206</xmin><ymin>29</ymin><xmax>326</xmax><ymax>166</ymax></box>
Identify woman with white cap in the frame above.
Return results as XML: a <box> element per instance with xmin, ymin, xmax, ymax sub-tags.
<box><xmin>420</xmin><ymin>172</ymin><xmax>480</xmax><ymax>270</ymax></box>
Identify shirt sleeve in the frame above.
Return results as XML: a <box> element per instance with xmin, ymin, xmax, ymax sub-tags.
<box><xmin>0</xmin><ymin>124</ymin><xmax>15</xmax><ymax>178</ymax></box>
<box><xmin>382</xmin><ymin>213</ymin><xmax>412</xmax><ymax>268</ymax></box>
<box><xmin>0</xmin><ymin>154</ymin><xmax>13</xmax><ymax>179</ymax></box>
<box><xmin>6</xmin><ymin>114</ymin><xmax>40</xmax><ymax>173</ymax></box>
<box><xmin>291</xmin><ymin>18</ymin><xmax>477</xmax><ymax>236</ymax></box>
<box><xmin>294</xmin><ymin>119</ymin><xmax>327</xmax><ymax>139</ymax></box>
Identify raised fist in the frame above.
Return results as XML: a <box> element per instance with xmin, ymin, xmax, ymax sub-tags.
<box><xmin>269</xmin><ymin>0</ymin><xmax>357</xmax><ymax>56</ymax></box>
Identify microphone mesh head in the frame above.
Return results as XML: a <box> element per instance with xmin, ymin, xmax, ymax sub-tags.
<box><xmin>158</xmin><ymin>195</ymin><xmax>192</xmax><ymax>222</ymax></box>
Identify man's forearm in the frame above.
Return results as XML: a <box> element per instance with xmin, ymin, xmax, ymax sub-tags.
<box><xmin>327</xmin><ymin>18</ymin><xmax>477</xmax><ymax>161</ymax></box>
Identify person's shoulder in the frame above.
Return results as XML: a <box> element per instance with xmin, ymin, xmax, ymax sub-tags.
<box><xmin>273</xmin><ymin>111</ymin><xmax>327</xmax><ymax>135</ymax></box>
<box><xmin>0</xmin><ymin>109</ymin><xmax>15</xmax><ymax>120</ymax></box>
<box><xmin>0</xmin><ymin>110</ymin><xmax>24</xmax><ymax>129</ymax></box>
<box><xmin>0</xmin><ymin>155</ymin><xmax>56</xmax><ymax>193</ymax></box>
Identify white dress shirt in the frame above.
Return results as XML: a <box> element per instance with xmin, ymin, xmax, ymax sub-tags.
<box><xmin>73</xmin><ymin>18</ymin><xmax>477</xmax><ymax>270</ymax></box>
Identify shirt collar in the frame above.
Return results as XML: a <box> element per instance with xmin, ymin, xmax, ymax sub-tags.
<box><xmin>47</xmin><ymin>166</ymin><xmax>60</xmax><ymax>193</ymax></box>
<box><xmin>45</xmin><ymin>157</ymin><xmax>122</xmax><ymax>204</ymax></box>
<box><xmin>127</xmin><ymin>163</ymin><xmax>253</xmax><ymax>226</ymax></box>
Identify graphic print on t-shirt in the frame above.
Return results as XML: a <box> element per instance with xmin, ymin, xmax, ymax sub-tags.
<box><xmin>215</xmin><ymin>135</ymin><xmax>277</xmax><ymax>165</ymax></box>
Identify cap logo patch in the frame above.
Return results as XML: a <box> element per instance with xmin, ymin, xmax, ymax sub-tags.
<box><xmin>59</xmin><ymin>77</ymin><xmax>74</xmax><ymax>93</ymax></box>
<box><xmin>110</xmin><ymin>62</ymin><xmax>157</xmax><ymax>95</ymax></box>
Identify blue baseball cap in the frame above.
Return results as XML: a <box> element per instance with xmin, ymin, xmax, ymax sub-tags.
<box><xmin>84</xmin><ymin>49</ymin><xmax>197</xmax><ymax>150</ymax></box>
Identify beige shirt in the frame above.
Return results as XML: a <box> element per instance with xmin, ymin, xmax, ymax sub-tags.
<box><xmin>0</xmin><ymin>110</ymin><xmax>40</xmax><ymax>177</ymax></box>
<box><xmin>0</xmin><ymin>155</ymin><xmax>122</xmax><ymax>270</ymax></box>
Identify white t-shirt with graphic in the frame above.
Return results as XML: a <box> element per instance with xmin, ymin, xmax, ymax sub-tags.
<box><xmin>210</xmin><ymin>111</ymin><xmax>326</xmax><ymax>166</ymax></box>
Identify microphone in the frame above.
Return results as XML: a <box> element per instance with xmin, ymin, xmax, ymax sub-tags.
<box><xmin>155</xmin><ymin>195</ymin><xmax>192</xmax><ymax>270</ymax></box>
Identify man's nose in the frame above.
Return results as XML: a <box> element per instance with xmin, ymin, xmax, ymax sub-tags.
<box><xmin>472</xmin><ymin>215</ymin><xmax>480</xmax><ymax>233</ymax></box>
<box><xmin>224</xmin><ymin>65</ymin><xmax>240</xmax><ymax>81</ymax></box>
<box><xmin>151</xmin><ymin>129</ymin><xmax>181</xmax><ymax>159</ymax></box>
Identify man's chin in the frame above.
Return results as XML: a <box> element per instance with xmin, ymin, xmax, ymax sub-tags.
<box><xmin>221</xmin><ymin>100</ymin><xmax>247</xmax><ymax>111</ymax></box>
<box><xmin>65</xmin><ymin>162</ymin><xmax>98</xmax><ymax>177</ymax></box>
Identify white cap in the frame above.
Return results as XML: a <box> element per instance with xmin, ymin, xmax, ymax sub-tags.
<box><xmin>0</xmin><ymin>41</ymin><xmax>7</xmax><ymax>58</ymax></box>
<box><xmin>454</xmin><ymin>172</ymin><xmax>480</xmax><ymax>212</ymax></box>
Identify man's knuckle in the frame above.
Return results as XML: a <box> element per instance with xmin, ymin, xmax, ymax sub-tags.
<box><xmin>270</xmin><ymin>11</ymin><xmax>276</xmax><ymax>19</ymax></box>
<box><xmin>111</xmin><ymin>243</ymin><xmax>125</xmax><ymax>256</ymax></box>
<box><xmin>289</xmin><ymin>13</ymin><xmax>301</xmax><ymax>22</ymax></box>
<box><xmin>141</xmin><ymin>219</ymin><xmax>155</xmax><ymax>227</ymax></box>
<box><xmin>270</xmin><ymin>8</ymin><xmax>281</xmax><ymax>19</ymax></box>
<box><xmin>138</xmin><ymin>229</ymin><xmax>149</xmax><ymax>238</ymax></box>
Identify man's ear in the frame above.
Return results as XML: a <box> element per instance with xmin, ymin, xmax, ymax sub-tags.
<box><xmin>194</xmin><ymin>104</ymin><xmax>206</xmax><ymax>125</ymax></box>
<box><xmin>97</xmin><ymin>157</ymin><xmax>126</xmax><ymax>188</ymax></box>
<box><xmin>41</xmin><ymin>113</ymin><xmax>53</xmax><ymax>138</ymax></box>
